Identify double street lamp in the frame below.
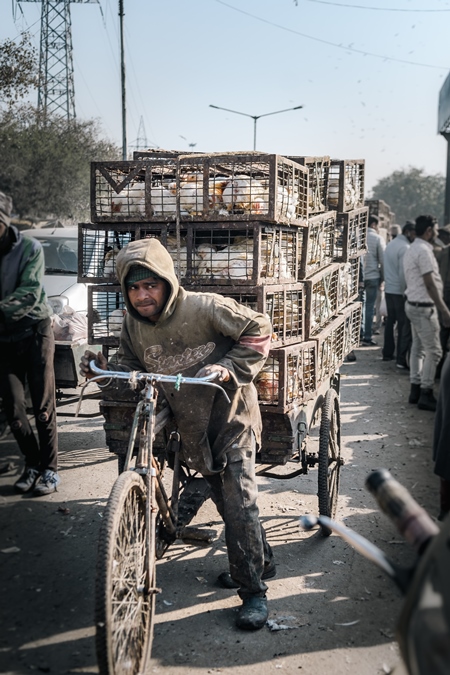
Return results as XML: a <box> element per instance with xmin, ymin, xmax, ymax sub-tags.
<box><xmin>209</xmin><ymin>104</ymin><xmax>303</xmax><ymax>151</ymax></box>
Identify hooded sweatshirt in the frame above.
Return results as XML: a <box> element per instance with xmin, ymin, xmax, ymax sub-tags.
<box><xmin>0</xmin><ymin>225</ymin><xmax>52</xmax><ymax>342</ymax></box>
<box><xmin>112</xmin><ymin>238</ymin><xmax>272</xmax><ymax>475</ymax></box>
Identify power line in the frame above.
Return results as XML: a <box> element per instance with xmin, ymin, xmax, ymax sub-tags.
<box><xmin>216</xmin><ymin>0</ymin><xmax>450</xmax><ymax>70</ymax></box>
<box><xmin>305</xmin><ymin>0</ymin><xmax>450</xmax><ymax>11</ymax></box>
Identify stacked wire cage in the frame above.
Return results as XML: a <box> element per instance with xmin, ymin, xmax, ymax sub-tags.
<box><xmin>81</xmin><ymin>152</ymin><xmax>366</xmax><ymax>464</ymax></box>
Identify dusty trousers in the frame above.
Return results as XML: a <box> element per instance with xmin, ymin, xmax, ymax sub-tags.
<box><xmin>204</xmin><ymin>437</ymin><xmax>273</xmax><ymax>599</ymax></box>
<box><xmin>405</xmin><ymin>303</ymin><xmax>442</xmax><ymax>390</ymax></box>
<box><xmin>0</xmin><ymin>319</ymin><xmax>58</xmax><ymax>471</ymax></box>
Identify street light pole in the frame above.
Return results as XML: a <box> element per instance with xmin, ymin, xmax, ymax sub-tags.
<box><xmin>209</xmin><ymin>104</ymin><xmax>303</xmax><ymax>151</ymax></box>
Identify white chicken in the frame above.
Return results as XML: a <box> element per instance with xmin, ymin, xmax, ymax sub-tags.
<box><xmin>109</xmin><ymin>308</ymin><xmax>127</xmax><ymax>338</ymax></box>
<box><xmin>103</xmin><ymin>247</ymin><xmax>120</xmax><ymax>278</ymax></box>
<box><xmin>111</xmin><ymin>182</ymin><xmax>145</xmax><ymax>216</ymax></box>
<box><xmin>150</xmin><ymin>185</ymin><xmax>176</xmax><ymax>216</ymax></box>
<box><xmin>222</xmin><ymin>176</ymin><xmax>268</xmax><ymax>214</ymax></box>
<box><xmin>165</xmin><ymin>234</ymin><xmax>191</xmax><ymax>278</ymax></box>
<box><xmin>179</xmin><ymin>176</ymin><xmax>226</xmax><ymax>215</ymax></box>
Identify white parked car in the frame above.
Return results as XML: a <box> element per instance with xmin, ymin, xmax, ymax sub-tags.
<box><xmin>21</xmin><ymin>226</ymin><xmax>88</xmax><ymax>315</ymax></box>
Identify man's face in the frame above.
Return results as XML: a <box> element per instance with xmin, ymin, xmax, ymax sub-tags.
<box><xmin>406</xmin><ymin>229</ymin><xmax>416</xmax><ymax>243</ymax></box>
<box><xmin>127</xmin><ymin>276</ymin><xmax>170</xmax><ymax>322</ymax></box>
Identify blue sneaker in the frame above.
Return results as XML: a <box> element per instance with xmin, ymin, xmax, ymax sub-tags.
<box><xmin>14</xmin><ymin>467</ymin><xmax>40</xmax><ymax>493</ymax></box>
<box><xmin>33</xmin><ymin>470</ymin><xmax>61</xmax><ymax>496</ymax></box>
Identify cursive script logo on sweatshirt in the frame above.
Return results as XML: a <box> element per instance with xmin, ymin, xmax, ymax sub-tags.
<box><xmin>143</xmin><ymin>342</ymin><xmax>216</xmax><ymax>374</ymax></box>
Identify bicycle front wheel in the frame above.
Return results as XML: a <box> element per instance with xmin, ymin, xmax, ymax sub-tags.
<box><xmin>95</xmin><ymin>470</ymin><xmax>156</xmax><ymax>675</ymax></box>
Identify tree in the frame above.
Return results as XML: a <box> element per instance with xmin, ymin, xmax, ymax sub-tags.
<box><xmin>0</xmin><ymin>106</ymin><xmax>120</xmax><ymax>221</ymax></box>
<box><xmin>369</xmin><ymin>167</ymin><xmax>445</xmax><ymax>226</ymax></box>
<box><xmin>0</xmin><ymin>33</ymin><xmax>38</xmax><ymax>105</ymax></box>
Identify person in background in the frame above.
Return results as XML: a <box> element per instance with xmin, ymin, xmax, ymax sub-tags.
<box><xmin>433</xmin><ymin>223</ymin><xmax>450</xmax><ymax>250</ymax></box>
<box><xmin>80</xmin><ymin>238</ymin><xmax>275</xmax><ymax>631</ymax></box>
<box><xmin>404</xmin><ymin>215</ymin><xmax>450</xmax><ymax>411</ymax></box>
<box><xmin>389</xmin><ymin>223</ymin><xmax>402</xmax><ymax>241</ymax></box>
<box><xmin>382</xmin><ymin>221</ymin><xmax>415</xmax><ymax>369</ymax></box>
<box><xmin>0</xmin><ymin>191</ymin><xmax>60</xmax><ymax>495</ymax></box>
<box><xmin>362</xmin><ymin>215</ymin><xmax>385</xmax><ymax>346</ymax></box>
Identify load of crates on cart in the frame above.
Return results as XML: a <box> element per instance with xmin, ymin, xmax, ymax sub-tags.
<box><xmin>78</xmin><ymin>150</ymin><xmax>366</xmax><ymax>466</ymax></box>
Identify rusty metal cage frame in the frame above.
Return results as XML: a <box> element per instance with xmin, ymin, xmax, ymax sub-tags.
<box><xmin>304</xmin><ymin>263</ymin><xmax>341</xmax><ymax>337</ymax></box>
<box><xmin>300</xmin><ymin>211</ymin><xmax>337</xmax><ymax>279</ymax></box>
<box><xmin>364</xmin><ymin>198</ymin><xmax>394</xmax><ymax>229</ymax></box>
<box><xmin>189</xmin><ymin>283</ymin><xmax>305</xmax><ymax>347</ymax></box>
<box><xmin>315</xmin><ymin>301</ymin><xmax>362</xmax><ymax>384</ymax></box>
<box><xmin>288</xmin><ymin>156</ymin><xmax>330</xmax><ymax>215</ymax></box>
<box><xmin>184</xmin><ymin>221</ymin><xmax>302</xmax><ymax>286</ymax></box>
<box><xmin>327</xmin><ymin>159</ymin><xmax>365</xmax><ymax>213</ymax></box>
<box><xmin>176</xmin><ymin>152</ymin><xmax>309</xmax><ymax>226</ymax></box>
<box><xmin>255</xmin><ymin>340</ymin><xmax>317</xmax><ymax>414</ymax></box>
<box><xmin>78</xmin><ymin>222</ymin><xmax>176</xmax><ymax>284</ymax></box>
<box><xmin>334</xmin><ymin>207</ymin><xmax>368</xmax><ymax>261</ymax></box>
<box><xmin>88</xmin><ymin>285</ymin><xmax>125</xmax><ymax>346</ymax></box>
<box><xmin>91</xmin><ymin>159</ymin><xmax>180</xmax><ymax>223</ymax></box>
<box><xmin>337</xmin><ymin>256</ymin><xmax>361</xmax><ymax>311</ymax></box>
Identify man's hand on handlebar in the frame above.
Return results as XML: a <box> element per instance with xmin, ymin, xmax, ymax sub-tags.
<box><xmin>195</xmin><ymin>364</ymin><xmax>231</xmax><ymax>383</ymax></box>
<box><xmin>79</xmin><ymin>350</ymin><xmax>109</xmax><ymax>380</ymax></box>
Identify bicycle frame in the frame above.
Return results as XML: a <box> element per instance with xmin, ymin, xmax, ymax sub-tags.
<box><xmin>82</xmin><ymin>361</ymin><xmax>230</xmax><ymax>546</ymax></box>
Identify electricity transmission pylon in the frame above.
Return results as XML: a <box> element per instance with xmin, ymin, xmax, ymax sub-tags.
<box><xmin>18</xmin><ymin>0</ymin><xmax>99</xmax><ymax>120</ymax></box>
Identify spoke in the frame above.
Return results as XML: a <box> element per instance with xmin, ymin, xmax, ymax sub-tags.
<box><xmin>109</xmin><ymin>486</ymin><xmax>149</xmax><ymax>671</ymax></box>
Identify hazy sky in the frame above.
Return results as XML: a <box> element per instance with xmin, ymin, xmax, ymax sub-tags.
<box><xmin>2</xmin><ymin>0</ymin><xmax>450</xmax><ymax>192</ymax></box>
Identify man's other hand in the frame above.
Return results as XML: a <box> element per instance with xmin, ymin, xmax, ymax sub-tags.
<box><xmin>79</xmin><ymin>350</ymin><xmax>108</xmax><ymax>380</ymax></box>
<box><xmin>195</xmin><ymin>364</ymin><xmax>231</xmax><ymax>383</ymax></box>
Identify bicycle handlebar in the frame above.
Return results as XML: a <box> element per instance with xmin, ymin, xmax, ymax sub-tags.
<box><xmin>88</xmin><ymin>360</ymin><xmax>231</xmax><ymax>403</ymax></box>
<box><xmin>365</xmin><ymin>468</ymin><xmax>439</xmax><ymax>554</ymax></box>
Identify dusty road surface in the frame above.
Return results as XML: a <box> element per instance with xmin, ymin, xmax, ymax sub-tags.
<box><xmin>0</xmin><ymin>342</ymin><xmax>440</xmax><ymax>675</ymax></box>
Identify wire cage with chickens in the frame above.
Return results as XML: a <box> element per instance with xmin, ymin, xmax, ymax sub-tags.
<box><xmin>78</xmin><ymin>223</ymin><xmax>191</xmax><ymax>284</ymax></box>
<box><xmin>304</xmin><ymin>263</ymin><xmax>341</xmax><ymax>337</ymax></box>
<box><xmin>184</xmin><ymin>222</ymin><xmax>303</xmax><ymax>286</ymax></box>
<box><xmin>287</xmin><ymin>156</ymin><xmax>330</xmax><ymax>215</ymax></box>
<box><xmin>364</xmin><ymin>198</ymin><xmax>395</xmax><ymax>230</ymax></box>
<box><xmin>188</xmin><ymin>283</ymin><xmax>305</xmax><ymax>348</ymax></box>
<box><xmin>87</xmin><ymin>286</ymin><xmax>126</xmax><ymax>347</ymax></box>
<box><xmin>176</xmin><ymin>152</ymin><xmax>309</xmax><ymax>226</ymax></box>
<box><xmin>255</xmin><ymin>341</ymin><xmax>317</xmax><ymax>413</ymax></box>
<box><xmin>91</xmin><ymin>159</ymin><xmax>181</xmax><ymax>222</ymax></box>
<box><xmin>327</xmin><ymin>159</ymin><xmax>365</xmax><ymax>213</ymax></box>
<box><xmin>333</xmin><ymin>207</ymin><xmax>368</xmax><ymax>262</ymax></box>
<box><xmin>337</xmin><ymin>256</ymin><xmax>361</xmax><ymax>309</ymax></box>
<box><xmin>316</xmin><ymin>302</ymin><xmax>362</xmax><ymax>384</ymax></box>
<box><xmin>300</xmin><ymin>211</ymin><xmax>337</xmax><ymax>278</ymax></box>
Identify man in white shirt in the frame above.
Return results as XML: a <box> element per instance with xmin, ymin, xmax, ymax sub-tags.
<box><xmin>404</xmin><ymin>215</ymin><xmax>450</xmax><ymax>411</ymax></box>
<box><xmin>382</xmin><ymin>222</ymin><xmax>415</xmax><ymax>368</ymax></box>
<box><xmin>362</xmin><ymin>215</ymin><xmax>385</xmax><ymax>346</ymax></box>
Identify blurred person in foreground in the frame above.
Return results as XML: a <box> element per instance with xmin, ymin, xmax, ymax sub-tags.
<box><xmin>435</xmin><ymin>230</ymin><xmax>450</xmax><ymax>377</ymax></box>
<box><xmin>80</xmin><ymin>238</ymin><xmax>275</xmax><ymax>631</ymax></box>
<box><xmin>0</xmin><ymin>191</ymin><xmax>60</xmax><ymax>495</ymax></box>
<box><xmin>433</xmin><ymin>352</ymin><xmax>450</xmax><ymax>521</ymax></box>
<box><xmin>382</xmin><ymin>221</ymin><xmax>416</xmax><ymax>369</ymax></box>
<box><xmin>362</xmin><ymin>215</ymin><xmax>385</xmax><ymax>346</ymax></box>
<box><xmin>403</xmin><ymin>215</ymin><xmax>450</xmax><ymax>411</ymax></box>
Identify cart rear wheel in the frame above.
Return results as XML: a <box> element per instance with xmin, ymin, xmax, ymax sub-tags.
<box><xmin>95</xmin><ymin>470</ymin><xmax>155</xmax><ymax>674</ymax></box>
<box><xmin>318</xmin><ymin>388</ymin><xmax>342</xmax><ymax>537</ymax></box>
